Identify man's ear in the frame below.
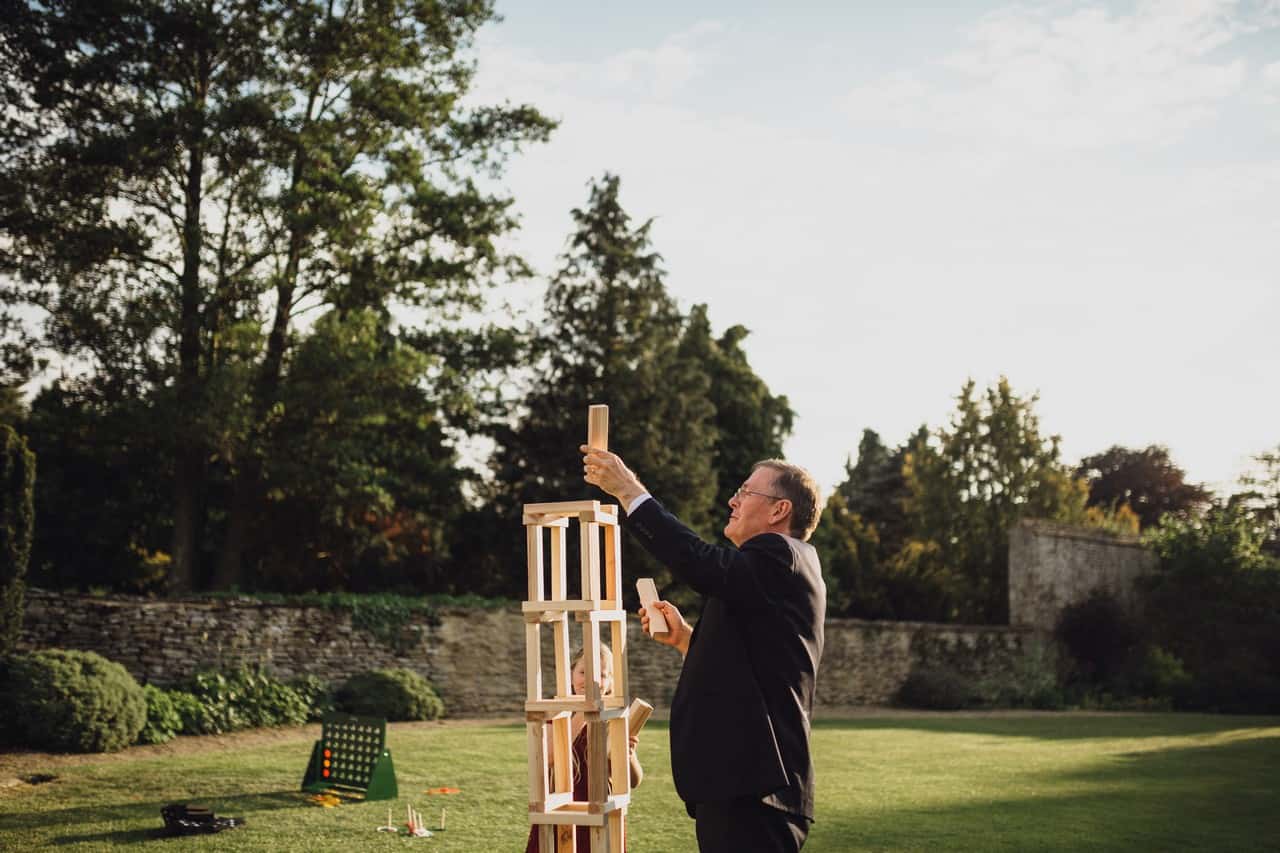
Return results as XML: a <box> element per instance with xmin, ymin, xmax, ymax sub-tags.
<box><xmin>771</xmin><ymin>499</ymin><xmax>793</xmax><ymax>526</ymax></box>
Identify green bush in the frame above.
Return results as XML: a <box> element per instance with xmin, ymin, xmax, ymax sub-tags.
<box><xmin>1055</xmin><ymin>590</ymin><xmax>1139</xmax><ymax>686</ymax></box>
<box><xmin>5</xmin><ymin>649</ymin><xmax>145</xmax><ymax>752</ymax></box>
<box><xmin>137</xmin><ymin>684</ymin><xmax>182</xmax><ymax>745</ymax></box>
<box><xmin>0</xmin><ymin>424</ymin><xmax>35</xmax><ymax>656</ymax></box>
<box><xmin>896</xmin><ymin>666</ymin><xmax>973</xmax><ymax>710</ymax></box>
<box><xmin>166</xmin><ymin>689</ymin><xmax>214</xmax><ymax>735</ymax></box>
<box><xmin>288</xmin><ymin>674</ymin><xmax>334</xmax><ymax>722</ymax></box>
<box><xmin>975</xmin><ymin>641</ymin><xmax>1065</xmax><ymax>709</ymax></box>
<box><xmin>181</xmin><ymin>665</ymin><xmax>310</xmax><ymax>733</ymax></box>
<box><xmin>334</xmin><ymin>668</ymin><xmax>445</xmax><ymax>721</ymax></box>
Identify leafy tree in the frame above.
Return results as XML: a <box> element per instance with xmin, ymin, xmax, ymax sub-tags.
<box><xmin>0</xmin><ymin>0</ymin><xmax>554</xmax><ymax>591</ymax></box>
<box><xmin>1236</xmin><ymin>445</ymin><xmax>1280</xmax><ymax>558</ymax></box>
<box><xmin>246</xmin><ymin>308</ymin><xmax>466</xmax><ymax>592</ymax></box>
<box><xmin>679</xmin><ymin>305</ymin><xmax>793</xmax><ymax>525</ymax></box>
<box><xmin>1076</xmin><ymin>445</ymin><xmax>1210</xmax><ymax>530</ymax></box>
<box><xmin>1141</xmin><ymin>504</ymin><xmax>1280</xmax><ymax>711</ymax></box>
<box><xmin>904</xmin><ymin>378</ymin><xmax>1094</xmax><ymax>623</ymax></box>
<box><xmin>488</xmin><ymin>174</ymin><xmax>717</xmax><ymax>604</ymax></box>
<box><xmin>0</xmin><ymin>423</ymin><xmax>35</xmax><ymax>655</ymax></box>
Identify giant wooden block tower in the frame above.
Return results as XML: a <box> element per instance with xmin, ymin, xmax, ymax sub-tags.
<box><xmin>523</xmin><ymin>404</ymin><xmax>630</xmax><ymax>852</ymax></box>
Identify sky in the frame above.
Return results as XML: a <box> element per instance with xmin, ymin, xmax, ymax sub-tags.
<box><xmin>467</xmin><ymin>0</ymin><xmax>1280</xmax><ymax>497</ymax></box>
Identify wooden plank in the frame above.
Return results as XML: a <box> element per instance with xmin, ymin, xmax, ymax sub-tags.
<box><xmin>608</xmin><ymin>810</ymin><xmax>624</xmax><ymax>853</ymax></box>
<box><xmin>577</xmin><ymin>510</ymin><xmax>618</xmax><ymax>526</ymax></box>
<box><xmin>572</xmin><ymin>609</ymin><xmax>628</xmax><ymax>624</ymax></box>
<box><xmin>550</xmin><ymin>525</ymin><xmax>568</xmax><ymax>600</ymax></box>
<box><xmin>525</xmin><ymin>500</ymin><xmax>601</xmax><ymax>516</ymax></box>
<box><xmin>552</xmin><ymin>712</ymin><xmax>572</xmax><ymax>794</ymax></box>
<box><xmin>603</xmin><ymin>524</ymin><xmax>621</xmax><ymax>602</ymax></box>
<box><xmin>587</xmin><ymin>719</ymin><xmax>608</xmax><ymax>806</ymax></box>
<box><xmin>523</xmin><ymin>600</ymin><xmax>615</xmax><ymax>613</ymax></box>
<box><xmin>627</xmin><ymin>698</ymin><xmax>653</xmax><ymax>737</ymax></box>
<box><xmin>526</xmin><ymin>698</ymin><xmax>623</xmax><ymax>715</ymax></box>
<box><xmin>611</xmin><ymin>618</ymin><xmax>628</xmax><ymax>714</ymax></box>
<box><xmin>529</xmin><ymin>803</ymin><xmax>607</xmax><ymax>826</ymax></box>
<box><xmin>527</xmin><ymin>525</ymin><xmax>545</xmax><ymax>602</ymax></box>
<box><xmin>608</xmin><ymin>715</ymin><xmax>629</xmax><ymax>797</ymax></box>
<box><xmin>587</xmin><ymin>404</ymin><xmax>608</xmax><ymax>452</ymax></box>
<box><xmin>554</xmin><ymin>606</ymin><xmax>572</xmax><ymax>699</ymax></box>
<box><xmin>585</xmin><ymin>793</ymin><xmax>630</xmax><ymax>814</ymax></box>
<box><xmin>527</xmin><ymin>720</ymin><xmax>549</xmax><ymax>804</ymax></box>
<box><xmin>522</xmin><ymin>514</ymin><xmax>571</xmax><ymax>527</ymax></box>
<box><xmin>580</xmin><ymin>521</ymin><xmax>601</xmax><ymax>602</ymax></box>
<box><xmin>538</xmin><ymin>824</ymin><xmax>556</xmax><ymax>850</ymax></box>
<box><xmin>589</xmin><ymin>825</ymin><xmax>610</xmax><ymax>853</ymax></box>
<box><xmin>526</xmin><ymin>622</ymin><xmax>542</xmax><ymax>701</ymax></box>
<box><xmin>557</xmin><ymin>823</ymin><xmax>577</xmax><ymax>853</ymax></box>
<box><xmin>582</xmin><ymin>620</ymin><xmax>601</xmax><ymax>705</ymax></box>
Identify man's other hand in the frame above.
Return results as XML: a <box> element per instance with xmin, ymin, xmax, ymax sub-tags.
<box><xmin>581</xmin><ymin>445</ymin><xmax>646</xmax><ymax>507</ymax></box>
<box><xmin>639</xmin><ymin>600</ymin><xmax>692</xmax><ymax>657</ymax></box>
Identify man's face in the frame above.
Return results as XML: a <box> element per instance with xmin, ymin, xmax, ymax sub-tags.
<box><xmin>724</xmin><ymin>467</ymin><xmax>783</xmax><ymax>546</ymax></box>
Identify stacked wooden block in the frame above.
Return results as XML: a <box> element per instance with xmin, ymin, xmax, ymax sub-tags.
<box><xmin>523</xmin><ymin>497</ymin><xmax>630</xmax><ymax>852</ymax></box>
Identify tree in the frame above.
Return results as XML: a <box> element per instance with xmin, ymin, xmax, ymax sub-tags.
<box><xmin>0</xmin><ymin>424</ymin><xmax>35</xmax><ymax>655</ymax></box>
<box><xmin>1077</xmin><ymin>445</ymin><xmax>1211</xmax><ymax>529</ymax></box>
<box><xmin>904</xmin><ymin>378</ymin><xmax>1093</xmax><ymax>623</ymax></box>
<box><xmin>1237</xmin><ymin>445</ymin><xmax>1280</xmax><ymax>558</ymax></box>
<box><xmin>0</xmin><ymin>0</ymin><xmax>554</xmax><ymax>591</ymax></box>
<box><xmin>489</xmin><ymin>174</ymin><xmax>718</xmax><ymax>603</ymax></box>
<box><xmin>680</xmin><ymin>305</ymin><xmax>793</xmax><ymax>525</ymax></box>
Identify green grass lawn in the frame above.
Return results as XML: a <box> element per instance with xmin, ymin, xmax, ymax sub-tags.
<box><xmin>1</xmin><ymin>713</ymin><xmax>1277</xmax><ymax>851</ymax></box>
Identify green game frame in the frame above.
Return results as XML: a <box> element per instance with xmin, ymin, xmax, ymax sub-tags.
<box><xmin>301</xmin><ymin>712</ymin><xmax>398</xmax><ymax>801</ymax></box>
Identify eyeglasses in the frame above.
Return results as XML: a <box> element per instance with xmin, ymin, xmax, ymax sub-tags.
<box><xmin>733</xmin><ymin>485</ymin><xmax>784</xmax><ymax>502</ymax></box>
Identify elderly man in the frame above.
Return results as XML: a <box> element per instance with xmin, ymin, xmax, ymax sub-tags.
<box><xmin>581</xmin><ymin>445</ymin><xmax>826</xmax><ymax>853</ymax></box>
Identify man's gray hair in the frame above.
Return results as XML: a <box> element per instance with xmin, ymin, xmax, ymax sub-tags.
<box><xmin>752</xmin><ymin>459</ymin><xmax>824</xmax><ymax>541</ymax></box>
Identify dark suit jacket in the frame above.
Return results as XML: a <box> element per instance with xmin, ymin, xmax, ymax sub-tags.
<box><xmin>623</xmin><ymin>497</ymin><xmax>825</xmax><ymax>820</ymax></box>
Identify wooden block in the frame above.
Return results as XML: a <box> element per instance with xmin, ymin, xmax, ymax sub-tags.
<box><xmin>587</xmin><ymin>719</ymin><xmax>608</xmax><ymax>806</ymax></box>
<box><xmin>527</xmin><ymin>720</ymin><xmax>549</xmax><ymax>803</ymax></box>
<box><xmin>522</xmin><ymin>513</ymin><xmax>571</xmax><ymax>527</ymax></box>
<box><xmin>610</xmin><ymin>809</ymin><xmax>625</xmax><ymax>853</ymax></box>
<box><xmin>603</xmin><ymin>525</ymin><xmax>621</xmax><ymax>602</ymax></box>
<box><xmin>573</xmin><ymin>609</ymin><xmax>627</xmax><ymax>625</ymax></box>
<box><xmin>580</xmin><ymin>521</ymin><xmax>601</xmax><ymax>601</ymax></box>
<box><xmin>582</xmin><ymin>621</ymin><xmax>601</xmax><ymax>705</ymax></box>
<box><xmin>538</xmin><ymin>824</ymin><xmax>556</xmax><ymax>850</ymax></box>
<box><xmin>627</xmin><ymin>698</ymin><xmax>653</xmax><ymax>737</ymax></box>
<box><xmin>588</xmin><ymin>404</ymin><xmax>608</xmax><ymax>451</ymax></box>
<box><xmin>525</xmin><ymin>500</ymin><xmax>601</xmax><ymax>516</ymax></box>
<box><xmin>557</xmin><ymin>823</ymin><xmax>577</xmax><ymax>853</ymax></box>
<box><xmin>585</xmin><ymin>793</ymin><xmax>629</xmax><ymax>814</ymax></box>
<box><xmin>611</xmin><ymin>618</ymin><xmax>629</xmax><ymax>704</ymax></box>
<box><xmin>635</xmin><ymin>578</ymin><xmax>667</xmax><ymax>635</ymax></box>
<box><xmin>523</xmin><ymin>600</ymin><xmax>614</xmax><ymax>614</ymax></box>
<box><xmin>554</xmin><ymin>609</ymin><xmax>572</xmax><ymax>698</ymax></box>
<box><xmin>529</xmin><ymin>803</ymin><xmax>607</xmax><ymax>826</ymax></box>
<box><xmin>608</xmin><ymin>715</ymin><xmax>629</xmax><ymax>797</ymax></box>
<box><xmin>527</xmin><ymin>526</ymin><xmax>545</xmax><ymax>602</ymax></box>
<box><xmin>552</xmin><ymin>713</ymin><xmax>572</xmax><ymax>794</ymax></box>
<box><xmin>526</xmin><ymin>697</ymin><xmax>614</xmax><ymax>714</ymax></box>
<box><xmin>550</xmin><ymin>525</ymin><xmax>568</xmax><ymax>599</ymax></box>
<box><xmin>590</xmin><ymin>824</ymin><xmax>610</xmax><ymax>853</ymax></box>
<box><xmin>526</xmin><ymin>622</ymin><xmax>542</xmax><ymax>701</ymax></box>
<box><xmin>577</xmin><ymin>510</ymin><xmax>619</xmax><ymax>526</ymax></box>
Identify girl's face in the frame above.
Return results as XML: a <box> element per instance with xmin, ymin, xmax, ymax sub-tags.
<box><xmin>571</xmin><ymin>657</ymin><xmax>613</xmax><ymax>696</ymax></box>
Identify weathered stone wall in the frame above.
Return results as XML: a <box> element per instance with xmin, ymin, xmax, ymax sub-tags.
<box><xmin>17</xmin><ymin>589</ymin><xmax>1032</xmax><ymax>713</ymax></box>
<box><xmin>1008</xmin><ymin>518</ymin><xmax>1158</xmax><ymax>633</ymax></box>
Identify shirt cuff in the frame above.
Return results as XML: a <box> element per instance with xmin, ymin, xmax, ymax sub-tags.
<box><xmin>625</xmin><ymin>493</ymin><xmax>652</xmax><ymax>515</ymax></box>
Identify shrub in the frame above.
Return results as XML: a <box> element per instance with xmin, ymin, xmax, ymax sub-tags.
<box><xmin>137</xmin><ymin>684</ymin><xmax>182</xmax><ymax>745</ymax></box>
<box><xmin>288</xmin><ymin>674</ymin><xmax>334</xmax><ymax>722</ymax></box>
<box><xmin>5</xmin><ymin>649</ymin><xmax>145</xmax><ymax>752</ymax></box>
<box><xmin>975</xmin><ymin>640</ymin><xmax>1065</xmax><ymax>709</ymax></box>
<box><xmin>1055</xmin><ymin>590</ymin><xmax>1139</xmax><ymax>686</ymax></box>
<box><xmin>334</xmin><ymin>668</ymin><xmax>445</xmax><ymax>721</ymax></box>
<box><xmin>181</xmin><ymin>665</ymin><xmax>310</xmax><ymax>732</ymax></box>
<box><xmin>166</xmin><ymin>689</ymin><xmax>214</xmax><ymax>735</ymax></box>
<box><xmin>0</xmin><ymin>424</ymin><xmax>35</xmax><ymax>656</ymax></box>
<box><xmin>896</xmin><ymin>666</ymin><xmax>973</xmax><ymax>710</ymax></box>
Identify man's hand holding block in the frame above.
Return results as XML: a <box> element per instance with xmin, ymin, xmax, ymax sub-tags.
<box><xmin>636</xmin><ymin>578</ymin><xmax>668</xmax><ymax>636</ymax></box>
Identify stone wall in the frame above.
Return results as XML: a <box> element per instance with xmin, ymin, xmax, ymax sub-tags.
<box><xmin>17</xmin><ymin>589</ymin><xmax>1033</xmax><ymax>713</ymax></box>
<box><xmin>1008</xmin><ymin>518</ymin><xmax>1158</xmax><ymax>633</ymax></box>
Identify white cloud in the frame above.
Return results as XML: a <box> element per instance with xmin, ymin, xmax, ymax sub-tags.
<box><xmin>843</xmin><ymin>0</ymin><xmax>1272</xmax><ymax>149</ymax></box>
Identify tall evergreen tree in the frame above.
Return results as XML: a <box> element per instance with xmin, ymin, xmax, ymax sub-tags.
<box><xmin>490</xmin><ymin>174</ymin><xmax>717</xmax><ymax>603</ymax></box>
<box><xmin>0</xmin><ymin>0</ymin><xmax>554</xmax><ymax>590</ymax></box>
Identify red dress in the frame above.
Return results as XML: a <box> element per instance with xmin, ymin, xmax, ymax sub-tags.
<box><xmin>525</xmin><ymin>726</ymin><xmax>624</xmax><ymax>852</ymax></box>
